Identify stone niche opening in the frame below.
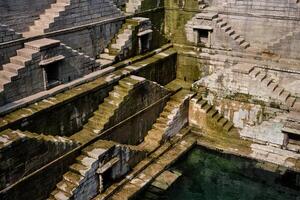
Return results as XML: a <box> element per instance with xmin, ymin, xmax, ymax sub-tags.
<box><xmin>40</xmin><ymin>55</ymin><xmax>65</xmax><ymax>90</ymax></box>
<box><xmin>138</xmin><ymin>30</ymin><xmax>153</xmax><ymax>54</ymax></box>
<box><xmin>193</xmin><ymin>26</ymin><xmax>212</xmax><ymax>47</ymax></box>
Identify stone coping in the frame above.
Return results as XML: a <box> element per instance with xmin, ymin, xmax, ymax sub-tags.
<box><xmin>0</xmin><ymin>44</ymin><xmax>174</xmax><ymax>129</ymax></box>
<box><xmin>174</xmin><ymin>44</ymin><xmax>300</xmax><ymax>74</ymax></box>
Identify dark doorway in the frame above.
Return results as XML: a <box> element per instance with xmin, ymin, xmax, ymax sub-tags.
<box><xmin>140</xmin><ymin>34</ymin><xmax>150</xmax><ymax>53</ymax></box>
<box><xmin>197</xmin><ymin>29</ymin><xmax>209</xmax><ymax>45</ymax></box>
<box><xmin>44</xmin><ymin>62</ymin><xmax>60</xmax><ymax>89</ymax></box>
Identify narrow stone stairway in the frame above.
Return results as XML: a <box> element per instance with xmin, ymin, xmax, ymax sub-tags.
<box><xmin>0</xmin><ymin>129</ymin><xmax>78</xmax><ymax>152</ymax></box>
<box><xmin>96</xmin><ymin>19</ymin><xmax>139</xmax><ymax>67</ymax></box>
<box><xmin>195</xmin><ymin>95</ymin><xmax>235</xmax><ymax>133</ymax></box>
<box><xmin>70</xmin><ymin>75</ymin><xmax>146</xmax><ymax>144</ymax></box>
<box><xmin>213</xmin><ymin>14</ymin><xmax>250</xmax><ymax>49</ymax></box>
<box><xmin>138</xmin><ymin>89</ymin><xmax>194</xmax><ymax>153</ymax></box>
<box><xmin>23</xmin><ymin>0</ymin><xmax>71</xmax><ymax>37</ymax></box>
<box><xmin>0</xmin><ymin>38</ymin><xmax>97</xmax><ymax>94</ymax></box>
<box><xmin>267</xmin><ymin>29</ymin><xmax>300</xmax><ymax>52</ymax></box>
<box><xmin>49</xmin><ymin>140</ymin><xmax>116</xmax><ymax>200</ymax></box>
<box><xmin>248</xmin><ymin>66</ymin><xmax>297</xmax><ymax>107</ymax></box>
<box><xmin>0</xmin><ymin>45</ymin><xmax>40</xmax><ymax>92</ymax></box>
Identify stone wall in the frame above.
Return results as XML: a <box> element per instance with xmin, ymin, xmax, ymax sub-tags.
<box><xmin>0</xmin><ymin>25</ymin><xmax>22</xmax><ymax>43</ymax></box>
<box><xmin>50</xmin><ymin>141</ymin><xmax>145</xmax><ymax>200</ymax></box>
<box><xmin>0</xmin><ymin>0</ymin><xmax>55</xmax><ymax>32</ymax></box>
<box><xmin>0</xmin><ymin>129</ymin><xmax>78</xmax><ymax>190</ymax></box>
<box><xmin>100</xmin><ymin>80</ymin><xmax>170</xmax><ymax>145</ymax></box>
<box><xmin>6</xmin><ymin>48</ymin><xmax>176</xmax><ymax>137</ymax></box>
<box><xmin>0</xmin><ymin>39</ymin><xmax>98</xmax><ymax>106</ymax></box>
<box><xmin>35</xmin><ymin>0</ymin><xmax>122</xmax><ymax>34</ymax></box>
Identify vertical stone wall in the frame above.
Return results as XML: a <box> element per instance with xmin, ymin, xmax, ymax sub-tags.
<box><xmin>0</xmin><ymin>39</ymin><xmax>98</xmax><ymax>105</ymax></box>
<box><xmin>0</xmin><ymin>130</ymin><xmax>78</xmax><ymax>190</ymax></box>
<box><xmin>100</xmin><ymin>80</ymin><xmax>170</xmax><ymax>145</ymax></box>
<box><xmin>9</xmin><ymin>49</ymin><xmax>176</xmax><ymax>137</ymax></box>
<box><xmin>0</xmin><ymin>25</ymin><xmax>22</xmax><ymax>43</ymax></box>
<box><xmin>0</xmin><ymin>0</ymin><xmax>55</xmax><ymax>32</ymax></box>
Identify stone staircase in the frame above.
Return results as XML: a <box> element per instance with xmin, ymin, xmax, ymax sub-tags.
<box><xmin>0</xmin><ymin>129</ymin><xmax>78</xmax><ymax>190</ymax></box>
<box><xmin>0</xmin><ymin>38</ymin><xmax>97</xmax><ymax>94</ymax></box>
<box><xmin>213</xmin><ymin>14</ymin><xmax>250</xmax><ymax>49</ymax></box>
<box><xmin>267</xmin><ymin>29</ymin><xmax>300</xmax><ymax>52</ymax></box>
<box><xmin>245</xmin><ymin>65</ymin><xmax>297</xmax><ymax>107</ymax></box>
<box><xmin>23</xmin><ymin>0</ymin><xmax>71</xmax><ymax>37</ymax></box>
<box><xmin>70</xmin><ymin>75</ymin><xmax>146</xmax><ymax>144</ymax></box>
<box><xmin>138</xmin><ymin>89</ymin><xmax>194</xmax><ymax>153</ymax></box>
<box><xmin>195</xmin><ymin>95</ymin><xmax>235</xmax><ymax>132</ymax></box>
<box><xmin>48</xmin><ymin>140</ymin><xmax>144</xmax><ymax>200</ymax></box>
<box><xmin>0</xmin><ymin>129</ymin><xmax>78</xmax><ymax>150</ymax></box>
<box><xmin>125</xmin><ymin>0</ymin><xmax>143</xmax><ymax>14</ymax></box>
<box><xmin>97</xmin><ymin>19</ymin><xmax>139</xmax><ymax>67</ymax></box>
<box><xmin>0</xmin><ymin>45</ymin><xmax>40</xmax><ymax>92</ymax></box>
<box><xmin>48</xmin><ymin>140</ymin><xmax>116</xmax><ymax>200</ymax></box>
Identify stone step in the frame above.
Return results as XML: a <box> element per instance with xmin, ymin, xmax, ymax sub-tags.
<box><xmin>198</xmin><ymin>99</ymin><xmax>208</xmax><ymax>108</ymax></box>
<box><xmin>250</xmin><ymin>68</ymin><xmax>261</xmax><ymax>77</ymax></box>
<box><xmin>156</xmin><ymin>117</ymin><xmax>169</xmax><ymax>125</ymax></box>
<box><xmin>3</xmin><ymin>63</ymin><xmax>23</xmax><ymax>74</ymax></box>
<box><xmin>104</xmin><ymin>96</ymin><xmax>122</xmax><ymax>107</ymax></box>
<box><xmin>224</xmin><ymin>121</ymin><xmax>234</xmax><ymax>131</ymax></box>
<box><xmin>256</xmin><ymin>72</ymin><xmax>267</xmax><ymax>81</ymax></box>
<box><xmin>51</xmin><ymin>189</ymin><xmax>72</xmax><ymax>200</ymax></box>
<box><xmin>207</xmin><ymin>108</ymin><xmax>218</xmax><ymax>118</ymax></box>
<box><xmin>230</xmin><ymin>34</ymin><xmax>240</xmax><ymax>40</ymax></box>
<box><xmin>16</xmin><ymin>48</ymin><xmax>39</xmax><ymax>58</ymax></box>
<box><xmin>10</xmin><ymin>56</ymin><xmax>31</xmax><ymax>66</ymax></box>
<box><xmin>286</xmin><ymin>96</ymin><xmax>296</xmax><ymax>107</ymax></box>
<box><xmin>96</xmin><ymin>58</ymin><xmax>113</xmax><ymax>66</ymax></box>
<box><xmin>236</xmin><ymin>37</ymin><xmax>245</xmax><ymax>44</ymax></box>
<box><xmin>25</xmin><ymin>38</ymin><xmax>60</xmax><ymax>51</ymax></box>
<box><xmin>56</xmin><ymin>180</ymin><xmax>77</xmax><ymax>196</ymax></box>
<box><xmin>273</xmin><ymin>86</ymin><xmax>284</xmax><ymax>96</ymax></box>
<box><xmin>153</xmin><ymin>123</ymin><xmax>167</xmax><ymax>131</ymax></box>
<box><xmin>100</xmin><ymin>53</ymin><xmax>116</xmax><ymax>61</ymax></box>
<box><xmin>279</xmin><ymin>91</ymin><xmax>290</xmax><ymax>101</ymax></box>
<box><xmin>0</xmin><ymin>70</ymin><xmax>17</xmax><ymax>82</ymax></box>
<box><xmin>241</xmin><ymin>42</ymin><xmax>250</xmax><ymax>49</ymax></box>
<box><xmin>113</xmin><ymin>85</ymin><xmax>131</xmax><ymax>93</ymax></box>
<box><xmin>222</xmin><ymin>25</ymin><xmax>231</xmax><ymax>32</ymax></box>
<box><xmin>261</xmin><ymin>76</ymin><xmax>273</xmax><ymax>86</ymax></box>
<box><xmin>109</xmin><ymin>90</ymin><xmax>127</xmax><ymax>100</ymax></box>
<box><xmin>218</xmin><ymin>21</ymin><xmax>227</xmax><ymax>27</ymax></box>
<box><xmin>226</xmin><ymin>29</ymin><xmax>235</xmax><ymax>36</ymax></box>
<box><xmin>212</xmin><ymin>113</ymin><xmax>223</xmax><ymax>122</ymax></box>
<box><xmin>202</xmin><ymin>104</ymin><xmax>212</xmax><ymax>113</ymax></box>
<box><xmin>218</xmin><ymin>117</ymin><xmax>228</xmax><ymax>127</ymax></box>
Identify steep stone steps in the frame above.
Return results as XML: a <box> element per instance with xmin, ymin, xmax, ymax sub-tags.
<box><xmin>195</xmin><ymin>95</ymin><xmax>235</xmax><ymax>133</ymax></box>
<box><xmin>96</xmin><ymin>20</ymin><xmax>139</xmax><ymax>68</ymax></box>
<box><xmin>70</xmin><ymin>75</ymin><xmax>146</xmax><ymax>144</ymax></box>
<box><xmin>0</xmin><ymin>38</ymin><xmax>97</xmax><ymax>94</ymax></box>
<box><xmin>267</xmin><ymin>29</ymin><xmax>300</xmax><ymax>55</ymax></box>
<box><xmin>0</xmin><ymin>129</ymin><xmax>77</xmax><ymax>152</ymax></box>
<box><xmin>0</xmin><ymin>46</ymin><xmax>39</xmax><ymax>91</ymax></box>
<box><xmin>138</xmin><ymin>89</ymin><xmax>195</xmax><ymax>153</ymax></box>
<box><xmin>23</xmin><ymin>0</ymin><xmax>71</xmax><ymax>37</ymax></box>
<box><xmin>244</xmin><ymin>65</ymin><xmax>297</xmax><ymax>107</ymax></box>
<box><xmin>49</xmin><ymin>140</ymin><xmax>116</xmax><ymax>200</ymax></box>
<box><xmin>213</xmin><ymin>15</ymin><xmax>250</xmax><ymax>49</ymax></box>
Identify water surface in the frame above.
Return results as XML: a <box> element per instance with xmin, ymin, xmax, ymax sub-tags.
<box><xmin>139</xmin><ymin>147</ymin><xmax>300</xmax><ymax>200</ymax></box>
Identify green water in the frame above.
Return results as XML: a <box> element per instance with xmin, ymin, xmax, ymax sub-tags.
<box><xmin>140</xmin><ymin>148</ymin><xmax>300</xmax><ymax>200</ymax></box>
